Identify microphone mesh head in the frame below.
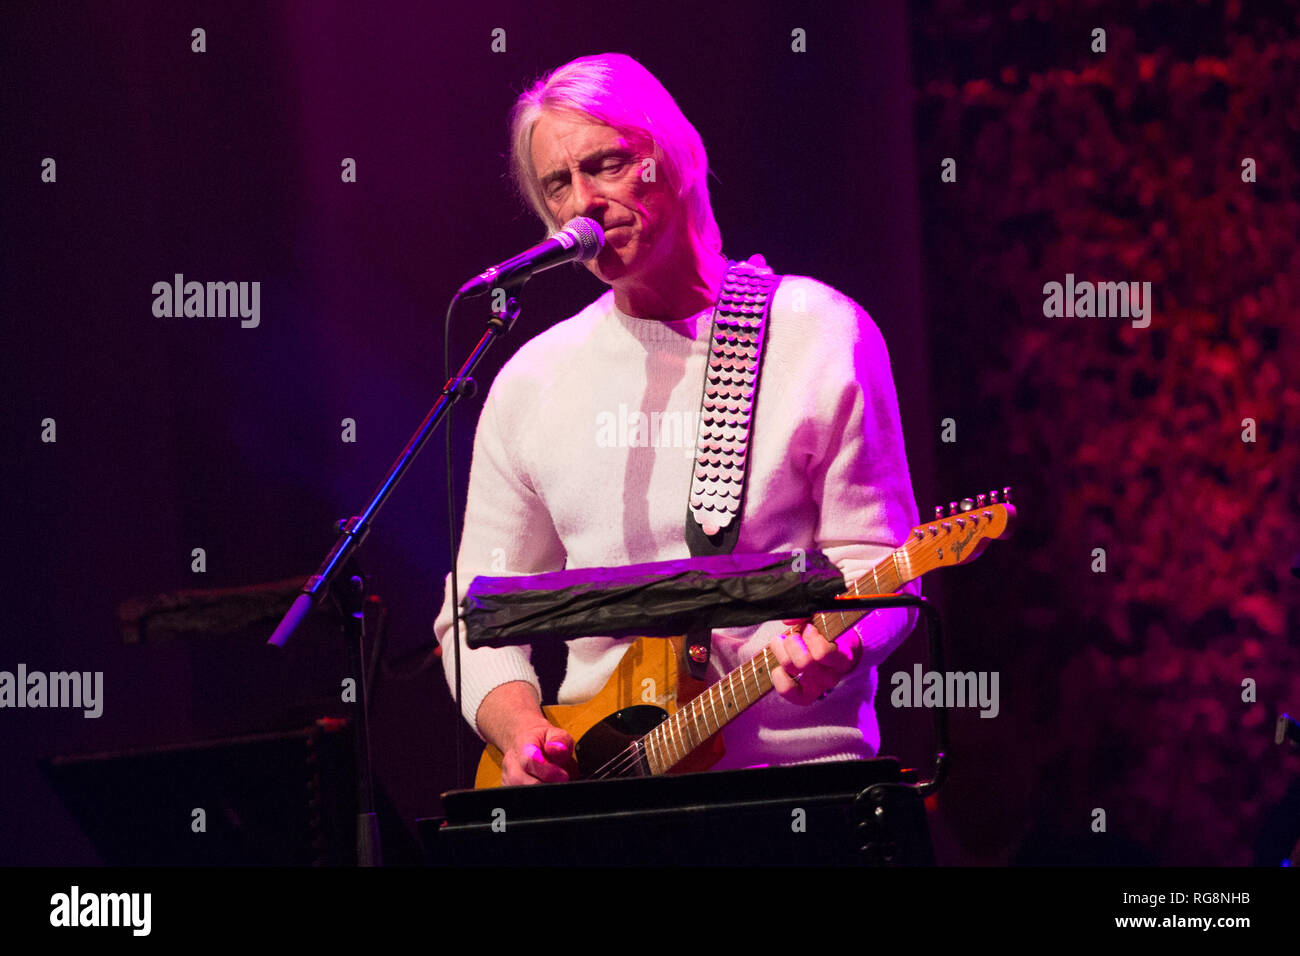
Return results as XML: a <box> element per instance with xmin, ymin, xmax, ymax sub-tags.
<box><xmin>564</xmin><ymin>217</ymin><xmax>605</xmax><ymax>260</ymax></box>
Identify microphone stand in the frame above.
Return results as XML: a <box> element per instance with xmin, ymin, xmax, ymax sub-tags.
<box><xmin>267</xmin><ymin>288</ymin><xmax>524</xmax><ymax>867</ymax></box>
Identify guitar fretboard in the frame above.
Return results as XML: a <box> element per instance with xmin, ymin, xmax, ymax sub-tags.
<box><xmin>639</xmin><ymin>548</ymin><xmax>910</xmax><ymax>776</ymax></box>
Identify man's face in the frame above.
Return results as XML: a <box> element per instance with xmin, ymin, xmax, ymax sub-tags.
<box><xmin>530</xmin><ymin>112</ymin><xmax>681</xmax><ymax>284</ymax></box>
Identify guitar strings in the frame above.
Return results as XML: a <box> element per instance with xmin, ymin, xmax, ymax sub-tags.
<box><xmin>589</xmin><ymin>741</ymin><xmax>642</xmax><ymax>780</ymax></box>
<box><xmin>587</xmin><ymin>686</ymin><xmax>721</xmax><ymax>780</ymax></box>
<box><xmin>587</xmin><ymin>653</ymin><xmax>771</xmax><ymax>780</ymax></box>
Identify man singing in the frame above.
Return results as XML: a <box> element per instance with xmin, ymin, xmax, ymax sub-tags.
<box><xmin>435</xmin><ymin>52</ymin><xmax>920</xmax><ymax>785</ymax></box>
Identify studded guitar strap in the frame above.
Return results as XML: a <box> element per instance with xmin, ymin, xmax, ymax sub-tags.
<box><xmin>682</xmin><ymin>255</ymin><xmax>782</xmax><ymax>678</ymax></box>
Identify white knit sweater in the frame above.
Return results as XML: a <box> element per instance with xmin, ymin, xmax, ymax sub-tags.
<box><xmin>435</xmin><ymin>275</ymin><xmax>920</xmax><ymax>769</ymax></box>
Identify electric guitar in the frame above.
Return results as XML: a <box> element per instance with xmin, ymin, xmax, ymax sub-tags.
<box><xmin>475</xmin><ymin>490</ymin><xmax>1015</xmax><ymax>788</ymax></box>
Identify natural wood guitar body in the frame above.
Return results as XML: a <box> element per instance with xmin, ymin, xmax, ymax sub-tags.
<box><xmin>474</xmin><ymin>635</ymin><xmax>724</xmax><ymax>788</ymax></box>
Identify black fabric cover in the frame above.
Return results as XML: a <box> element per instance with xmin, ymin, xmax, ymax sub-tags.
<box><xmin>463</xmin><ymin>551</ymin><xmax>845</xmax><ymax>649</ymax></box>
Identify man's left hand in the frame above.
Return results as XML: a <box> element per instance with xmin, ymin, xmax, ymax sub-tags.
<box><xmin>768</xmin><ymin>618</ymin><xmax>862</xmax><ymax>704</ymax></box>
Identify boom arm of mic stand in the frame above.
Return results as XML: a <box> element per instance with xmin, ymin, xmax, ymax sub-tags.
<box><xmin>267</xmin><ymin>292</ymin><xmax>520</xmax><ymax>650</ymax></box>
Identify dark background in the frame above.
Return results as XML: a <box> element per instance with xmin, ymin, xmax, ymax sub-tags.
<box><xmin>2</xmin><ymin>0</ymin><xmax>1296</xmax><ymax>866</ymax></box>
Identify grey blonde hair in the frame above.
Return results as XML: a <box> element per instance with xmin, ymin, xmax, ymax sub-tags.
<box><xmin>508</xmin><ymin>53</ymin><xmax>722</xmax><ymax>253</ymax></box>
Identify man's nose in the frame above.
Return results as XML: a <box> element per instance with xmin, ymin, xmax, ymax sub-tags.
<box><xmin>569</xmin><ymin>171</ymin><xmax>607</xmax><ymax>221</ymax></box>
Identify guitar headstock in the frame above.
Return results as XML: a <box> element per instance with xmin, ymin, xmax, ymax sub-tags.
<box><xmin>901</xmin><ymin>488</ymin><xmax>1016</xmax><ymax>576</ymax></box>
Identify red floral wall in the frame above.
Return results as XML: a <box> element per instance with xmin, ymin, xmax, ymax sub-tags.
<box><xmin>912</xmin><ymin>1</ymin><xmax>1300</xmax><ymax>863</ymax></box>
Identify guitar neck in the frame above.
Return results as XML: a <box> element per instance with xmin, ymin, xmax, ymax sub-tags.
<box><xmin>639</xmin><ymin>549</ymin><xmax>911</xmax><ymax>776</ymax></box>
<box><xmin>809</xmin><ymin>553</ymin><xmax>909</xmax><ymax>642</ymax></box>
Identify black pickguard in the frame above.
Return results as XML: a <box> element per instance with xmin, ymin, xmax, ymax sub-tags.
<box><xmin>574</xmin><ymin>705</ymin><xmax>669</xmax><ymax>779</ymax></box>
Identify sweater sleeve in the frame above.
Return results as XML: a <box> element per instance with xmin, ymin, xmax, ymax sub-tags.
<box><xmin>433</xmin><ymin>374</ymin><xmax>567</xmax><ymax>738</ymax></box>
<box><xmin>802</xmin><ymin>283</ymin><xmax>921</xmax><ymax>668</ymax></box>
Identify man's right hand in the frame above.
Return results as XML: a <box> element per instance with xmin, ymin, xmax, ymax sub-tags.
<box><xmin>477</xmin><ymin>681</ymin><xmax>577</xmax><ymax>785</ymax></box>
<box><xmin>500</xmin><ymin>721</ymin><xmax>577</xmax><ymax>786</ymax></box>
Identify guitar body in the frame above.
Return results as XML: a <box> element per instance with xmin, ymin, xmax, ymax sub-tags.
<box><xmin>474</xmin><ymin>635</ymin><xmax>725</xmax><ymax>788</ymax></box>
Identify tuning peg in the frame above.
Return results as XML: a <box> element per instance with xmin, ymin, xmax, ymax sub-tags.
<box><xmin>989</xmin><ymin>488</ymin><xmax>999</xmax><ymax>503</ymax></box>
<box><xmin>934</xmin><ymin>505</ymin><xmax>944</xmax><ymax>520</ymax></box>
<box><xmin>960</xmin><ymin>497</ymin><xmax>974</xmax><ymax>512</ymax></box>
<box><xmin>1003</xmin><ymin>486</ymin><xmax>1012</xmax><ymax>502</ymax></box>
<box><xmin>976</xmin><ymin>493</ymin><xmax>986</xmax><ymax>508</ymax></box>
<box><xmin>948</xmin><ymin>500</ymin><xmax>958</xmax><ymax>516</ymax></box>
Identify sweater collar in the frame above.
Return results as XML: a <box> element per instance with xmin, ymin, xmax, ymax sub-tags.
<box><xmin>606</xmin><ymin>293</ymin><xmax>712</xmax><ymax>346</ymax></box>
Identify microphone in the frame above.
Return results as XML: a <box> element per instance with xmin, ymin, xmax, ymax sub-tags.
<box><xmin>458</xmin><ymin>217</ymin><xmax>605</xmax><ymax>298</ymax></box>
